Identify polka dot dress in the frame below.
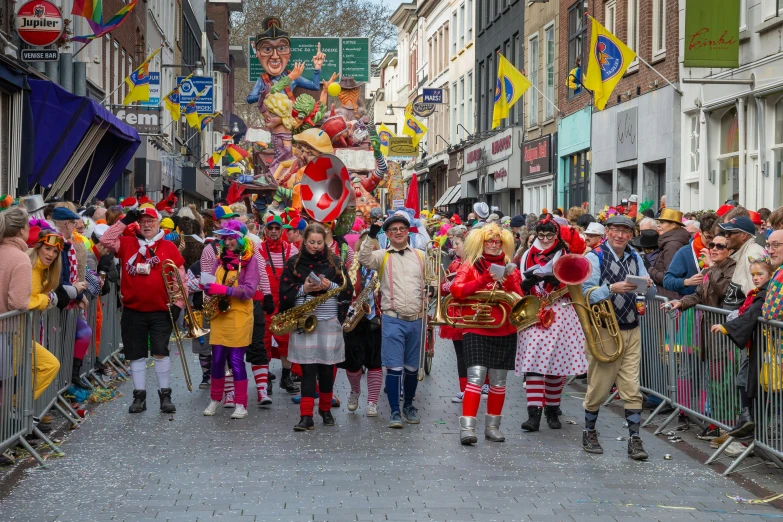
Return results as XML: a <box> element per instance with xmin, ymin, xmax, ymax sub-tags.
<box><xmin>515</xmin><ymin>296</ymin><xmax>588</xmax><ymax>377</ymax></box>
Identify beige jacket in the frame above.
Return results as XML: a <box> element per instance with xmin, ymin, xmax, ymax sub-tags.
<box><xmin>358</xmin><ymin>238</ymin><xmax>424</xmax><ymax>317</ymax></box>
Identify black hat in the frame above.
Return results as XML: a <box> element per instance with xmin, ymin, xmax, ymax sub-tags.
<box><xmin>255</xmin><ymin>17</ymin><xmax>290</xmax><ymax>46</ymax></box>
<box><xmin>510</xmin><ymin>215</ymin><xmax>525</xmax><ymax>228</ymax></box>
<box><xmin>382</xmin><ymin>213</ymin><xmax>410</xmax><ymax>232</ymax></box>
<box><xmin>631</xmin><ymin>229</ymin><xmax>659</xmax><ymax>250</ymax></box>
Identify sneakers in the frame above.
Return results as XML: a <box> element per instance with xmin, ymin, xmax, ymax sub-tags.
<box><xmin>203</xmin><ymin>400</ymin><xmax>221</xmax><ymax>416</ymax></box>
<box><xmin>728</xmin><ymin>407</ymin><xmax>755</xmax><ymax>438</ymax></box>
<box><xmin>294</xmin><ymin>416</ymin><xmax>315</xmax><ymax>431</ymax></box>
<box><xmin>697</xmin><ymin>426</ymin><xmax>722</xmax><ymax>440</ymax></box>
<box><xmin>627</xmin><ymin>436</ymin><xmax>649</xmax><ymax>460</ymax></box>
<box><xmin>257</xmin><ymin>392</ymin><xmax>273</xmax><ymax>407</ymax></box>
<box><xmin>347</xmin><ymin>391</ymin><xmax>360</xmax><ymax>412</ymax></box>
<box><xmin>481</xmin><ymin>384</ymin><xmax>489</xmax><ymax>398</ymax></box>
<box><xmin>451</xmin><ymin>392</ymin><xmax>464</xmax><ymax>403</ymax></box>
<box><xmin>223</xmin><ymin>391</ymin><xmax>235</xmax><ymax>408</ymax></box>
<box><xmin>711</xmin><ymin>431</ymin><xmax>731</xmax><ymax>448</ymax></box>
<box><xmin>230</xmin><ymin>404</ymin><xmax>248</xmax><ymax>419</ymax></box>
<box><xmin>388</xmin><ymin>411</ymin><xmax>404</xmax><ymax>429</ymax></box>
<box><xmin>366</xmin><ymin>402</ymin><xmax>378</xmax><ymax>417</ymax></box>
<box><xmin>402</xmin><ymin>405</ymin><xmax>420</xmax><ymax>424</ymax></box>
<box><xmin>582</xmin><ymin>430</ymin><xmax>603</xmax><ymax>454</ymax></box>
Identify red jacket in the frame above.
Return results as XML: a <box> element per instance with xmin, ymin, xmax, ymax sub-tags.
<box><xmin>439</xmin><ymin>258</ymin><xmax>463</xmax><ymax>341</ymax></box>
<box><xmin>450</xmin><ymin>261</ymin><xmax>522</xmax><ymax>337</ymax></box>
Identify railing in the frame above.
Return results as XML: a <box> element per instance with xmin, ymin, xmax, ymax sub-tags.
<box><xmin>0</xmin><ymin>283</ymin><xmax>124</xmax><ymax>467</ymax></box>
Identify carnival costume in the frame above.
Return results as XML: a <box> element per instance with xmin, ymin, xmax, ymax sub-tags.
<box><xmin>440</xmin><ymin>255</ymin><xmax>466</xmax><ymax>401</ymax></box>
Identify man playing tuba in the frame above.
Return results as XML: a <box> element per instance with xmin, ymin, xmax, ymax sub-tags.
<box><xmin>581</xmin><ymin>215</ymin><xmax>653</xmax><ymax>460</ymax></box>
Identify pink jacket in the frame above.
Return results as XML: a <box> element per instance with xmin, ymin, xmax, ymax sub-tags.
<box><xmin>0</xmin><ymin>237</ymin><xmax>33</xmax><ymax>314</ymax></box>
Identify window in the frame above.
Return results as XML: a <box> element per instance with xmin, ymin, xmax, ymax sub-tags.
<box><xmin>467</xmin><ymin>70</ymin><xmax>473</xmax><ymax>134</ymax></box>
<box><xmin>763</xmin><ymin>0</ymin><xmax>783</xmax><ymax>20</ymax></box>
<box><xmin>690</xmin><ymin>116</ymin><xmax>700</xmax><ymax>173</ymax></box>
<box><xmin>627</xmin><ymin>0</ymin><xmax>640</xmax><ymax>64</ymax></box>
<box><xmin>566</xmin><ymin>152</ymin><xmax>590</xmax><ymax>209</ymax></box>
<box><xmin>452</xmin><ymin>12</ymin><xmax>458</xmax><ymax>57</ymax></box>
<box><xmin>775</xmin><ymin>99</ymin><xmax>783</xmax><ymax>204</ymax></box>
<box><xmin>514</xmin><ymin>32</ymin><xmax>521</xmax><ymax>123</ymax></box>
<box><xmin>113</xmin><ymin>41</ymin><xmax>119</xmax><ymax>104</ymax></box>
<box><xmin>567</xmin><ymin>1</ymin><xmax>586</xmax><ymax>99</ymax></box>
<box><xmin>719</xmin><ymin>108</ymin><xmax>740</xmax><ymax>204</ymax></box>
<box><xmin>429</xmin><ymin>38</ymin><xmax>433</xmax><ymax>78</ymax></box>
<box><xmin>652</xmin><ymin>0</ymin><xmax>666</xmax><ymax>57</ymax></box>
<box><xmin>544</xmin><ymin>24</ymin><xmax>555</xmax><ymax>121</ymax></box>
<box><xmin>452</xmin><ymin>82</ymin><xmax>458</xmax><ymax>143</ymax></box>
<box><xmin>528</xmin><ymin>35</ymin><xmax>539</xmax><ymax>127</ymax></box>
<box><xmin>605</xmin><ymin>0</ymin><xmax>616</xmax><ymax>34</ymax></box>
<box><xmin>460</xmin><ymin>4</ymin><xmax>465</xmax><ymax>49</ymax></box>
<box><xmin>740</xmin><ymin>0</ymin><xmax>747</xmax><ymax>30</ymax></box>
<box><xmin>479</xmin><ymin>60</ymin><xmax>485</xmax><ymax>131</ymax></box>
<box><xmin>459</xmin><ymin>76</ymin><xmax>465</xmax><ymax>134</ymax></box>
<box><xmin>467</xmin><ymin>0</ymin><xmax>473</xmax><ymax>41</ymax></box>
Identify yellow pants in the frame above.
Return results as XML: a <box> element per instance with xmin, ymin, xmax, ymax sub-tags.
<box><xmin>583</xmin><ymin>327</ymin><xmax>643</xmax><ymax>411</ymax></box>
<box><xmin>33</xmin><ymin>342</ymin><xmax>60</xmax><ymax>400</ymax></box>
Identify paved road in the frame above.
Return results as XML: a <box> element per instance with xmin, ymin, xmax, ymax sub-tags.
<box><xmin>1</xmin><ymin>336</ymin><xmax>781</xmax><ymax>522</ymax></box>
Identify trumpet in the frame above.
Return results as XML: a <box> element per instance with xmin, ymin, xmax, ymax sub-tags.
<box><xmin>162</xmin><ymin>260</ymin><xmax>210</xmax><ymax>392</ymax></box>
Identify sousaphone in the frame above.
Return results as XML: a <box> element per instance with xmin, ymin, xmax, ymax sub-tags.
<box><xmin>300</xmin><ymin>154</ymin><xmax>356</xmax><ymax>223</ymax></box>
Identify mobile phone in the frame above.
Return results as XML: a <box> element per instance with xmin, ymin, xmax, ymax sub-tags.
<box><xmin>307</xmin><ymin>271</ymin><xmax>322</xmax><ymax>284</ymax></box>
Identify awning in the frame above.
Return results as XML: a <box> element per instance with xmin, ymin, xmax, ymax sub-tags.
<box><xmin>434</xmin><ymin>185</ymin><xmax>460</xmax><ymax>208</ymax></box>
<box><xmin>28</xmin><ymin>80</ymin><xmax>140</xmax><ymax>203</ymax></box>
<box><xmin>446</xmin><ymin>185</ymin><xmax>462</xmax><ymax>205</ymax></box>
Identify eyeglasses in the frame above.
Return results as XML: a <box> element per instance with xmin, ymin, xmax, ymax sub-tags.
<box><xmin>607</xmin><ymin>226</ymin><xmax>633</xmax><ymax>235</ymax></box>
<box><xmin>257</xmin><ymin>45</ymin><xmax>291</xmax><ymax>56</ymax></box>
<box><xmin>37</xmin><ymin>234</ymin><xmax>65</xmax><ymax>251</ymax></box>
<box><xmin>768</xmin><ymin>241</ymin><xmax>783</xmax><ymax>250</ymax></box>
<box><xmin>536</xmin><ymin>233</ymin><xmax>555</xmax><ymax>241</ymax></box>
<box><xmin>484</xmin><ymin>239</ymin><xmax>502</xmax><ymax>246</ymax></box>
<box><xmin>387</xmin><ymin>227</ymin><xmax>408</xmax><ymax>234</ymax></box>
<box><xmin>708</xmin><ymin>242</ymin><xmax>728</xmax><ymax>250</ymax></box>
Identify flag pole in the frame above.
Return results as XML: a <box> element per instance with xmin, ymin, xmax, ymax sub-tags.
<box><xmin>528</xmin><ymin>82</ymin><xmax>562</xmax><ymax>116</ymax></box>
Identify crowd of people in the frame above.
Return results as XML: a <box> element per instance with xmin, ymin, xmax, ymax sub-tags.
<box><xmin>2</xmin><ymin>189</ymin><xmax>782</xmax><ymax>464</ymax></box>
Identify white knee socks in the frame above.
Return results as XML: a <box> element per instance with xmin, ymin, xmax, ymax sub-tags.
<box><xmin>154</xmin><ymin>356</ymin><xmax>171</xmax><ymax>389</ymax></box>
<box><xmin>130</xmin><ymin>359</ymin><xmax>146</xmax><ymax>390</ymax></box>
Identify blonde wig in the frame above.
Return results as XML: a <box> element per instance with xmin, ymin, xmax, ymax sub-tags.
<box><xmin>462</xmin><ymin>223</ymin><xmax>514</xmax><ymax>267</ymax></box>
<box><xmin>264</xmin><ymin>92</ymin><xmax>298</xmax><ymax>130</ymax></box>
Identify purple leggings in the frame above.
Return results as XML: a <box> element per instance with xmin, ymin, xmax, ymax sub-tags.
<box><xmin>210</xmin><ymin>344</ymin><xmax>247</xmax><ymax>381</ymax></box>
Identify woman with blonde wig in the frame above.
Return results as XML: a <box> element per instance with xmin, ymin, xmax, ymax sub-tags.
<box><xmin>449</xmin><ymin>223</ymin><xmax>522</xmax><ymax>445</ymax></box>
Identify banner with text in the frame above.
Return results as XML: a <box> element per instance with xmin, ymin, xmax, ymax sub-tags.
<box><xmin>684</xmin><ymin>0</ymin><xmax>740</xmax><ymax>68</ymax></box>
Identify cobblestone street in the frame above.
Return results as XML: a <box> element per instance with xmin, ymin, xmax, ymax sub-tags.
<box><xmin>1</xmin><ymin>336</ymin><xmax>781</xmax><ymax>522</ymax></box>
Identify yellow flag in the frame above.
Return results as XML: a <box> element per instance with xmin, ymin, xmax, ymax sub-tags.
<box><xmin>378</xmin><ymin>124</ymin><xmax>395</xmax><ymax>156</ymax></box>
<box><xmin>583</xmin><ymin>16</ymin><xmax>637</xmax><ymax>110</ymax></box>
<box><xmin>491</xmin><ymin>53</ymin><xmax>531</xmax><ymax>129</ymax></box>
<box><xmin>122</xmin><ymin>47</ymin><xmax>162</xmax><ymax>105</ymax></box>
<box><xmin>402</xmin><ymin>112</ymin><xmax>427</xmax><ymax>148</ymax></box>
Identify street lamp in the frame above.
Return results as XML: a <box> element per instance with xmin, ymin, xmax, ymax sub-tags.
<box><xmin>385</xmin><ymin>104</ymin><xmax>409</xmax><ymax>116</ymax></box>
<box><xmin>232</xmin><ymin>121</ymin><xmax>240</xmax><ymax>133</ymax></box>
<box><xmin>163</xmin><ymin>60</ymin><xmax>204</xmax><ymax>76</ymax></box>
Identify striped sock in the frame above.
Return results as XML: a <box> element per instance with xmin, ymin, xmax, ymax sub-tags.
<box><xmin>346</xmin><ymin>370</ymin><xmax>362</xmax><ymax>394</ymax></box>
<box><xmin>544</xmin><ymin>375</ymin><xmax>566</xmax><ymax>406</ymax></box>
<box><xmin>224</xmin><ymin>370</ymin><xmax>234</xmax><ymax>401</ymax></box>
<box><xmin>525</xmin><ymin>374</ymin><xmax>545</xmax><ymax>407</ymax></box>
<box><xmin>251</xmin><ymin>365</ymin><xmax>269</xmax><ymax>399</ymax></box>
<box><xmin>462</xmin><ymin>383</ymin><xmax>482</xmax><ymax>417</ymax></box>
<box><xmin>367</xmin><ymin>369</ymin><xmax>382</xmax><ymax>404</ymax></box>
<box><xmin>487</xmin><ymin>385</ymin><xmax>506</xmax><ymax>415</ymax></box>
<box><xmin>585</xmin><ymin>409</ymin><xmax>599</xmax><ymax>431</ymax></box>
<box><xmin>625</xmin><ymin>409</ymin><xmax>642</xmax><ymax>437</ymax></box>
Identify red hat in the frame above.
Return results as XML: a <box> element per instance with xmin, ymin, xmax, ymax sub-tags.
<box><xmin>120</xmin><ymin>197</ymin><xmax>138</xmax><ymax>209</ymax></box>
<box><xmin>451</xmin><ymin>214</ymin><xmax>462</xmax><ymax>225</ymax></box>
<box><xmin>138</xmin><ymin>195</ymin><xmax>152</xmax><ymax>207</ymax></box>
<box><xmin>716</xmin><ymin>204</ymin><xmax>735</xmax><ymax>217</ymax></box>
<box><xmin>266</xmin><ymin>215</ymin><xmax>284</xmax><ymax>227</ymax></box>
<box><xmin>748</xmin><ymin>210</ymin><xmax>763</xmax><ymax>226</ymax></box>
<box><xmin>27</xmin><ymin>225</ymin><xmax>41</xmax><ymax>247</ymax></box>
<box><xmin>156</xmin><ymin>192</ymin><xmax>178</xmax><ymax>212</ymax></box>
<box><xmin>139</xmin><ymin>207</ymin><xmax>160</xmax><ymax>220</ymax></box>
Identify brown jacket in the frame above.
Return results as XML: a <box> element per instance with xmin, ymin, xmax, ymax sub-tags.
<box><xmin>680</xmin><ymin>258</ymin><xmax>737</xmax><ymax>310</ymax></box>
<box><xmin>648</xmin><ymin>227</ymin><xmax>690</xmax><ymax>299</ymax></box>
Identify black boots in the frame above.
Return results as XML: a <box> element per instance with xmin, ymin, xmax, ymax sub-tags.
<box><xmin>521</xmin><ymin>406</ymin><xmax>542</xmax><ymax>432</ymax></box>
<box><xmin>129</xmin><ymin>390</ymin><xmax>147</xmax><ymax>413</ymax></box>
<box><xmin>158</xmin><ymin>388</ymin><xmax>176</xmax><ymax>413</ymax></box>
<box><xmin>729</xmin><ymin>407</ymin><xmax>755</xmax><ymax>438</ymax></box>
<box><xmin>544</xmin><ymin>406</ymin><xmax>562</xmax><ymax>429</ymax></box>
<box><xmin>319</xmin><ymin>409</ymin><xmax>336</xmax><ymax>426</ymax></box>
<box><xmin>294</xmin><ymin>416</ymin><xmax>315</xmax><ymax>431</ymax></box>
<box><xmin>280</xmin><ymin>375</ymin><xmax>300</xmax><ymax>394</ymax></box>
<box><xmin>71</xmin><ymin>358</ymin><xmax>90</xmax><ymax>390</ymax></box>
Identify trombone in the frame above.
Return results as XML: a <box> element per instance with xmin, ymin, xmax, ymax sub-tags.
<box><xmin>162</xmin><ymin>260</ymin><xmax>210</xmax><ymax>392</ymax></box>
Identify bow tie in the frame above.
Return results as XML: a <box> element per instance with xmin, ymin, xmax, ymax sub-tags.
<box><xmin>392</xmin><ymin>249</ymin><xmax>405</xmax><ymax>256</ymax></box>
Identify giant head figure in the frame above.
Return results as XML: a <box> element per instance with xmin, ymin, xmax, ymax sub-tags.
<box><xmin>254</xmin><ymin>16</ymin><xmax>291</xmax><ymax>77</ymax></box>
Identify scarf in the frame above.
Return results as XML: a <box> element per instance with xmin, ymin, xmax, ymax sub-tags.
<box><xmin>278</xmin><ymin>247</ymin><xmax>350</xmax><ymax>313</ymax></box>
<box><xmin>738</xmin><ymin>285</ymin><xmax>763</xmax><ymax>316</ymax></box>
<box><xmin>67</xmin><ymin>242</ymin><xmax>78</xmax><ymax>284</ymax></box>
<box><xmin>475</xmin><ymin>252</ymin><xmax>506</xmax><ymax>275</ymax></box>
<box><xmin>218</xmin><ymin>244</ymin><xmax>253</xmax><ymax>271</ymax></box>
<box><xmin>264</xmin><ymin>235</ymin><xmax>285</xmax><ymax>253</ymax></box>
<box><xmin>126</xmin><ymin>230</ymin><xmax>165</xmax><ymax>276</ymax></box>
<box><xmin>692</xmin><ymin>234</ymin><xmax>707</xmax><ymax>269</ymax></box>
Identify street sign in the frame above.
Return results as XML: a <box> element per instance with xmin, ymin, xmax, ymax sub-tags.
<box><xmin>247</xmin><ymin>36</ymin><xmax>370</xmax><ymax>84</ymax></box>
<box><xmin>111</xmin><ymin>106</ymin><xmax>162</xmax><ymax>134</ymax></box>
<box><xmin>16</xmin><ymin>0</ymin><xmax>63</xmax><ymax>47</ymax></box>
<box><xmin>388</xmin><ymin>136</ymin><xmax>416</xmax><ymax>157</ymax></box>
<box><xmin>141</xmin><ymin>72</ymin><xmax>160</xmax><ymax>107</ymax></box>
<box><xmin>177</xmin><ymin>75</ymin><xmax>214</xmax><ymax>114</ymax></box>
<box><xmin>21</xmin><ymin>48</ymin><xmax>58</xmax><ymax>62</ymax></box>
<box><xmin>411</xmin><ymin>94</ymin><xmax>436</xmax><ymax>118</ymax></box>
<box><xmin>204</xmin><ymin>167</ymin><xmax>221</xmax><ymax>178</ymax></box>
<box><xmin>422</xmin><ymin>88</ymin><xmax>444</xmax><ymax>104</ymax></box>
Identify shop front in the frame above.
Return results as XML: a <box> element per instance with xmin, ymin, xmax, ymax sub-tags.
<box><xmin>557</xmin><ymin>107</ymin><xmax>591</xmax><ymax>211</ymax></box>
<box><xmin>181</xmin><ymin>166</ymin><xmax>215</xmax><ymax>208</ymax></box>
<box><xmin>461</xmin><ymin>127</ymin><xmax>523</xmax><ymax>215</ymax></box>
<box><xmin>521</xmin><ymin>134</ymin><xmax>555</xmax><ymax>215</ymax></box>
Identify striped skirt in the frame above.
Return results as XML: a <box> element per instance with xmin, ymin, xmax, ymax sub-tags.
<box><xmin>288</xmin><ymin>317</ymin><xmax>345</xmax><ymax>365</ymax></box>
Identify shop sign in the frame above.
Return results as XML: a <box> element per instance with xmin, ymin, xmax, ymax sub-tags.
<box><xmin>112</xmin><ymin>106</ymin><xmax>162</xmax><ymax>134</ymax></box>
<box><xmin>684</xmin><ymin>0</ymin><xmax>740</xmax><ymax>68</ymax></box>
<box><xmin>16</xmin><ymin>0</ymin><xmax>63</xmax><ymax>47</ymax></box>
<box><xmin>464</xmin><ymin>127</ymin><xmax>516</xmax><ymax>172</ymax></box>
<box><xmin>616</xmin><ymin>106</ymin><xmax>637</xmax><ymax>163</ymax></box>
<box><xmin>522</xmin><ymin>135</ymin><xmax>551</xmax><ymax>178</ymax></box>
<box><xmin>411</xmin><ymin>94</ymin><xmax>436</xmax><ymax>118</ymax></box>
<box><xmin>388</xmin><ymin>136</ymin><xmax>416</xmax><ymax>157</ymax></box>
<box><xmin>489</xmin><ymin>159</ymin><xmax>510</xmax><ymax>191</ymax></box>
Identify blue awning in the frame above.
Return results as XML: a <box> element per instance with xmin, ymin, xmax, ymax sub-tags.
<box><xmin>28</xmin><ymin>79</ymin><xmax>140</xmax><ymax>203</ymax></box>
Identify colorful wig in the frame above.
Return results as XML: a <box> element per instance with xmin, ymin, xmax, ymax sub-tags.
<box><xmin>462</xmin><ymin>223</ymin><xmax>514</xmax><ymax>266</ymax></box>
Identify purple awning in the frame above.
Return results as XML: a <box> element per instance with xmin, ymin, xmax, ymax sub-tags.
<box><xmin>28</xmin><ymin>79</ymin><xmax>140</xmax><ymax>202</ymax></box>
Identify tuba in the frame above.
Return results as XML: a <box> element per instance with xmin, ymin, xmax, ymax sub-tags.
<box><xmin>553</xmin><ymin>254</ymin><xmax>625</xmax><ymax>363</ymax></box>
<box><xmin>162</xmin><ymin>260</ymin><xmax>210</xmax><ymax>392</ymax></box>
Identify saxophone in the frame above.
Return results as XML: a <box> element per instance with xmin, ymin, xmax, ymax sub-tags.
<box><xmin>270</xmin><ymin>275</ymin><xmax>347</xmax><ymax>336</ymax></box>
<box><xmin>203</xmin><ymin>275</ymin><xmax>238</xmax><ymax>321</ymax></box>
<box><xmin>343</xmin><ymin>274</ymin><xmax>379</xmax><ymax>332</ymax></box>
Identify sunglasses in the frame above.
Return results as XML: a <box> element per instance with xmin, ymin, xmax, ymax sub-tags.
<box><xmin>708</xmin><ymin>242</ymin><xmax>728</xmax><ymax>250</ymax></box>
<box><xmin>37</xmin><ymin>234</ymin><xmax>65</xmax><ymax>251</ymax></box>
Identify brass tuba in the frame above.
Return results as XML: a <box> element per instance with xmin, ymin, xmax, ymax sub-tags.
<box><xmin>554</xmin><ymin>254</ymin><xmax>625</xmax><ymax>364</ymax></box>
<box><xmin>162</xmin><ymin>260</ymin><xmax>210</xmax><ymax>392</ymax></box>
<box><xmin>437</xmin><ymin>289</ymin><xmax>526</xmax><ymax>329</ymax></box>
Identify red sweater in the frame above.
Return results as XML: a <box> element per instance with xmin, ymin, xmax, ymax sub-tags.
<box><xmin>450</xmin><ymin>261</ymin><xmax>522</xmax><ymax>337</ymax></box>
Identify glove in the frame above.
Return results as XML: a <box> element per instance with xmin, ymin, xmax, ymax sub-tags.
<box><xmin>521</xmin><ymin>275</ymin><xmax>542</xmax><ymax>293</ymax></box>
<box><xmin>369</xmin><ymin>223</ymin><xmax>382</xmax><ymax>239</ymax></box>
<box><xmin>205</xmin><ymin>283</ymin><xmax>231</xmax><ymax>296</ymax></box>
<box><xmin>542</xmin><ymin>275</ymin><xmax>560</xmax><ymax>288</ymax></box>
<box><xmin>263</xmin><ymin>294</ymin><xmax>275</xmax><ymax>314</ymax></box>
<box><xmin>121</xmin><ymin>208</ymin><xmax>142</xmax><ymax>225</ymax></box>
<box><xmin>47</xmin><ymin>291</ymin><xmax>58</xmax><ymax>310</ymax></box>
<box><xmin>170</xmin><ymin>304</ymin><xmax>182</xmax><ymax>322</ymax></box>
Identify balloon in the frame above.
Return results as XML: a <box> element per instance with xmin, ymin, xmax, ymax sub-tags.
<box><xmin>327</xmin><ymin>83</ymin><xmax>342</xmax><ymax>97</ymax></box>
